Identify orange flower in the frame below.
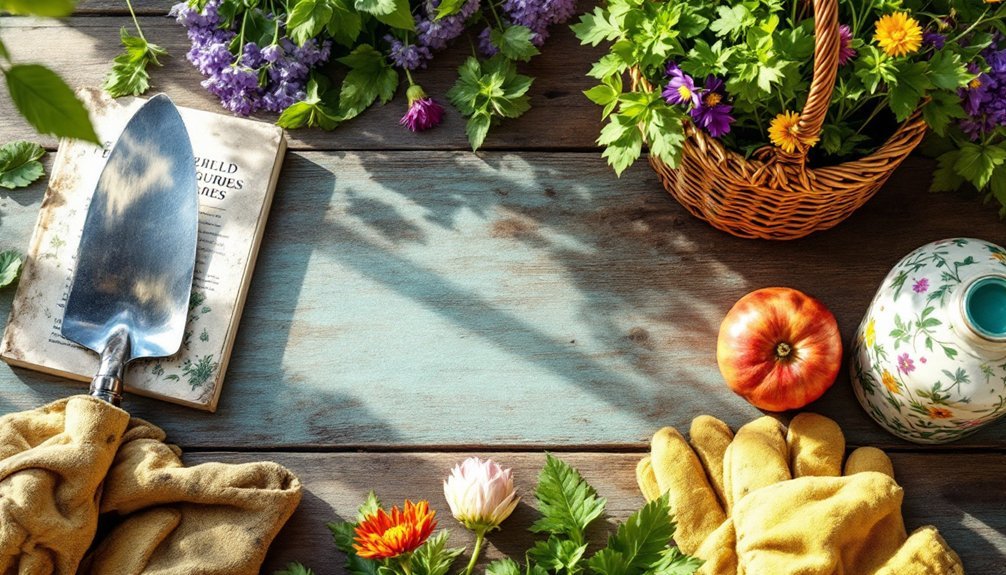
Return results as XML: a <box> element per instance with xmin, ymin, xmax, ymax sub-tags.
<box><xmin>928</xmin><ymin>406</ymin><xmax>954</xmax><ymax>419</ymax></box>
<box><xmin>768</xmin><ymin>111</ymin><xmax>818</xmax><ymax>153</ymax></box>
<box><xmin>881</xmin><ymin>370</ymin><xmax>900</xmax><ymax>394</ymax></box>
<box><xmin>354</xmin><ymin>500</ymin><xmax>437</xmax><ymax>559</ymax></box>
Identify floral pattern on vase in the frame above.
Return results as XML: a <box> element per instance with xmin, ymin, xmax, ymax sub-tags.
<box><xmin>851</xmin><ymin>238</ymin><xmax>1006</xmax><ymax>444</ymax></box>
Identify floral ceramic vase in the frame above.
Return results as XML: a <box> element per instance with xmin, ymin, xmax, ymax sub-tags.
<box><xmin>850</xmin><ymin>238</ymin><xmax>1006</xmax><ymax>444</ymax></box>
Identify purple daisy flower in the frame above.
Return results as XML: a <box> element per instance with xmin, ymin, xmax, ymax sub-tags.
<box><xmin>689</xmin><ymin>76</ymin><xmax>734</xmax><ymax>138</ymax></box>
<box><xmin>923</xmin><ymin>30</ymin><xmax>946</xmax><ymax>50</ymax></box>
<box><xmin>401</xmin><ymin>84</ymin><xmax>444</xmax><ymax>132</ymax></box>
<box><xmin>838</xmin><ymin>24</ymin><xmax>856</xmax><ymax>66</ymax></box>
<box><xmin>662</xmin><ymin>63</ymin><xmax>699</xmax><ymax>107</ymax></box>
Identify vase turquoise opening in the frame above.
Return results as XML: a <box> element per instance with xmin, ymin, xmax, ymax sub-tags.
<box><xmin>965</xmin><ymin>275</ymin><xmax>1006</xmax><ymax>340</ymax></box>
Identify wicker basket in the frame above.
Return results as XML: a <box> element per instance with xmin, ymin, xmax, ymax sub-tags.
<box><xmin>635</xmin><ymin>0</ymin><xmax>927</xmax><ymax>240</ymax></box>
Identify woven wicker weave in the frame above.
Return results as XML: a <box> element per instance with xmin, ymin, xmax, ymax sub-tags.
<box><xmin>637</xmin><ymin>0</ymin><xmax>927</xmax><ymax>240</ymax></box>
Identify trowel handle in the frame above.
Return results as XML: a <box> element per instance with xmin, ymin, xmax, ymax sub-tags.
<box><xmin>90</xmin><ymin>327</ymin><xmax>130</xmax><ymax>406</ymax></box>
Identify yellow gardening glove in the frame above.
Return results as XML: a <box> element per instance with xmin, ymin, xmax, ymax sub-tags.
<box><xmin>0</xmin><ymin>396</ymin><xmax>130</xmax><ymax>574</ymax></box>
<box><xmin>80</xmin><ymin>416</ymin><xmax>302</xmax><ymax>575</ymax></box>
<box><xmin>637</xmin><ymin>414</ymin><xmax>963</xmax><ymax>575</ymax></box>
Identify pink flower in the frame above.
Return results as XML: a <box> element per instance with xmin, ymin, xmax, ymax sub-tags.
<box><xmin>401</xmin><ymin>84</ymin><xmax>444</xmax><ymax>132</ymax></box>
<box><xmin>897</xmin><ymin>353</ymin><xmax>915</xmax><ymax>374</ymax></box>
<box><xmin>838</xmin><ymin>24</ymin><xmax>857</xmax><ymax>66</ymax></box>
<box><xmin>913</xmin><ymin>278</ymin><xmax>929</xmax><ymax>293</ymax></box>
<box><xmin>443</xmin><ymin>457</ymin><xmax>519</xmax><ymax>532</ymax></box>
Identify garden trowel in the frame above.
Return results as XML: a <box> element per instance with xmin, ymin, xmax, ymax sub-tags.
<box><xmin>61</xmin><ymin>94</ymin><xmax>198</xmax><ymax>406</ymax></box>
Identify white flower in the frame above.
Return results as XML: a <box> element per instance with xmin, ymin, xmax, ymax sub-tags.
<box><xmin>443</xmin><ymin>457</ymin><xmax>519</xmax><ymax>532</ymax></box>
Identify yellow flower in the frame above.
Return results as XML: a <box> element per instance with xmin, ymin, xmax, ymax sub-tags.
<box><xmin>864</xmin><ymin>319</ymin><xmax>876</xmax><ymax>347</ymax></box>
<box><xmin>928</xmin><ymin>406</ymin><xmax>954</xmax><ymax>419</ymax></box>
<box><xmin>881</xmin><ymin>370</ymin><xmax>900</xmax><ymax>395</ymax></box>
<box><xmin>768</xmin><ymin>111</ymin><xmax>817</xmax><ymax>153</ymax></box>
<box><xmin>874</xmin><ymin>12</ymin><xmax>923</xmax><ymax>57</ymax></box>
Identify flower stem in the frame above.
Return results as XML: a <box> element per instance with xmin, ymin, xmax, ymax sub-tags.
<box><xmin>125</xmin><ymin>0</ymin><xmax>145</xmax><ymax>40</ymax></box>
<box><xmin>463</xmin><ymin>530</ymin><xmax>487</xmax><ymax>575</ymax></box>
<box><xmin>405</xmin><ymin>68</ymin><xmax>415</xmax><ymax>86</ymax></box>
<box><xmin>487</xmin><ymin>0</ymin><xmax>505</xmax><ymax>31</ymax></box>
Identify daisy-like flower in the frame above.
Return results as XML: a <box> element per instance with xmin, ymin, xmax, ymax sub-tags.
<box><xmin>838</xmin><ymin>24</ymin><xmax>857</xmax><ymax>65</ymax></box>
<box><xmin>864</xmin><ymin>318</ymin><xmax>876</xmax><ymax>347</ymax></box>
<box><xmin>444</xmin><ymin>458</ymin><xmax>519</xmax><ymax>575</ymax></box>
<box><xmin>353</xmin><ymin>500</ymin><xmax>437</xmax><ymax>560</ymax></box>
<box><xmin>881</xmin><ymin>370</ymin><xmax>900</xmax><ymax>394</ymax></box>
<box><xmin>928</xmin><ymin>406</ymin><xmax>954</xmax><ymax>419</ymax></box>
<box><xmin>768</xmin><ymin>111</ymin><xmax>816</xmax><ymax>153</ymax></box>
<box><xmin>662</xmin><ymin>62</ymin><xmax>700</xmax><ymax>107</ymax></box>
<box><xmin>874</xmin><ymin>12</ymin><xmax>923</xmax><ymax>57</ymax></box>
<box><xmin>689</xmin><ymin>76</ymin><xmax>734</xmax><ymax>138</ymax></box>
<box><xmin>897</xmin><ymin>352</ymin><xmax>916</xmax><ymax>374</ymax></box>
<box><xmin>400</xmin><ymin>84</ymin><xmax>445</xmax><ymax>132</ymax></box>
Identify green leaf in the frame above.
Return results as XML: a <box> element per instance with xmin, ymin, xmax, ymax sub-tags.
<box><xmin>680</xmin><ymin>39</ymin><xmax>731</xmax><ymax>78</ymax></box>
<box><xmin>4</xmin><ymin>65</ymin><xmax>99</xmax><ymax>144</ymax></box>
<box><xmin>0</xmin><ymin>140</ymin><xmax>45</xmax><ymax>189</ymax></box>
<box><xmin>274</xmin><ymin>563</ymin><xmax>316</xmax><ymax>575</ymax></box>
<box><xmin>465</xmin><ymin>112</ymin><xmax>492</xmax><ymax>151</ymax></box>
<box><xmin>326</xmin><ymin>0</ymin><xmax>363</xmax><ymax>47</ymax></box>
<box><xmin>337</xmin><ymin>45</ymin><xmax>399</xmax><ymax>120</ymax></box>
<box><xmin>588</xmin><ymin>53</ymin><xmax>629</xmax><ymax>80</ymax></box>
<box><xmin>888</xmin><ymin>61</ymin><xmax>932</xmax><ymax>122</ymax></box>
<box><xmin>709</xmin><ymin>5</ymin><xmax>753</xmax><ymax>41</ymax></box>
<box><xmin>412</xmin><ymin>532</ymin><xmax>465</xmax><ymax>575</ymax></box>
<box><xmin>528</xmin><ymin>536</ymin><xmax>588</xmax><ymax>572</ymax></box>
<box><xmin>448</xmin><ymin>56</ymin><xmax>532</xmax><ymax>149</ymax></box>
<box><xmin>954</xmin><ymin>142</ymin><xmax>1006</xmax><ymax>189</ymax></box>
<box><xmin>435</xmin><ymin>0</ymin><xmax>467</xmax><ymax>19</ymax></box>
<box><xmin>922</xmin><ymin>90</ymin><xmax>968</xmax><ymax>136</ymax></box>
<box><xmin>571</xmin><ymin>8</ymin><xmax>620</xmax><ymax>47</ymax></box>
<box><xmin>0</xmin><ymin>250</ymin><xmax>22</xmax><ymax>289</ymax></box>
<box><xmin>644</xmin><ymin>106</ymin><xmax>685</xmax><ymax>168</ymax></box>
<box><xmin>927</xmin><ymin>49</ymin><xmax>973</xmax><ymax>90</ymax></box>
<box><xmin>530</xmin><ymin>454</ymin><xmax>607</xmax><ymax>543</ymax></box>
<box><xmin>287</xmin><ymin>0</ymin><xmax>335</xmax><ymax>46</ymax></box>
<box><xmin>491</xmin><ymin>26</ymin><xmax>540</xmax><ymax>62</ymax></box>
<box><xmin>587</xmin><ymin>495</ymin><xmax>676</xmax><ymax>575</ymax></box>
<box><xmin>277</xmin><ymin>78</ymin><xmax>341</xmax><ymax>130</ymax></box>
<box><xmin>355</xmin><ymin>0</ymin><xmax>414</xmax><ymax>30</ymax></box>
<box><xmin>357</xmin><ymin>490</ymin><xmax>382</xmax><ymax>521</ymax></box>
<box><xmin>0</xmin><ymin>0</ymin><xmax>75</xmax><ymax>17</ymax></box>
<box><xmin>854</xmin><ymin>45</ymin><xmax>897</xmax><ymax>93</ymax></box>
<box><xmin>486</xmin><ymin>558</ymin><xmax>521</xmax><ymax>575</ymax></box>
<box><xmin>327</xmin><ymin>520</ymin><xmax>357</xmax><ymax>553</ymax></box>
<box><xmin>0</xmin><ymin>38</ymin><xmax>9</xmax><ymax>62</ymax></box>
<box><xmin>584</xmin><ymin>75</ymin><xmax>621</xmax><ymax>119</ymax></box>
<box><xmin>648</xmin><ymin>548</ymin><xmax>703</xmax><ymax>575</ymax></box>
<box><xmin>989</xmin><ymin>163</ymin><xmax>1006</xmax><ymax>214</ymax></box>
<box><xmin>103</xmin><ymin>28</ymin><xmax>167</xmax><ymax>98</ymax></box>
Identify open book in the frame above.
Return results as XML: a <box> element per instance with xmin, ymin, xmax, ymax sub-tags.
<box><xmin>0</xmin><ymin>89</ymin><xmax>286</xmax><ymax>411</ymax></box>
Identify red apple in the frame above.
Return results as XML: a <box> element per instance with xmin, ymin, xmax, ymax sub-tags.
<box><xmin>717</xmin><ymin>287</ymin><xmax>842</xmax><ymax>411</ymax></box>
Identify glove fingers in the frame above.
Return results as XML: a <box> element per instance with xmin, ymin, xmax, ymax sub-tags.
<box><xmin>844</xmin><ymin>446</ymin><xmax>895</xmax><ymax>479</ymax></box>
<box><xmin>688</xmin><ymin>415</ymin><xmax>733</xmax><ymax>508</ymax></box>
<box><xmin>786</xmin><ymin>413</ymin><xmax>844</xmax><ymax>477</ymax></box>
<box><xmin>726</xmin><ymin>417</ymin><xmax>790</xmax><ymax>506</ymax></box>
<box><xmin>873</xmin><ymin>526</ymin><xmax>964</xmax><ymax>575</ymax></box>
<box><xmin>693</xmin><ymin>520</ymin><xmax>738</xmax><ymax>575</ymax></box>
<box><xmin>650</xmin><ymin>427</ymin><xmax>726</xmax><ymax>555</ymax></box>
<box><xmin>635</xmin><ymin>457</ymin><xmax>661</xmax><ymax>502</ymax></box>
<box><xmin>82</xmin><ymin>508</ymin><xmax>182</xmax><ymax>575</ymax></box>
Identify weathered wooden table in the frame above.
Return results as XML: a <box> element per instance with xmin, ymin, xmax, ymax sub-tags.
<box><xmin>1</xmin><ymin>2</ymin><xmax>1004</xmax><ymax>572</ymax></box>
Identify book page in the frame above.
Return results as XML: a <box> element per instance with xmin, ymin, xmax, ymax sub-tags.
<box><xmin>0</xmin><ymin>90</ymin><xmax>284</xmax><ymax>410</ymax></box>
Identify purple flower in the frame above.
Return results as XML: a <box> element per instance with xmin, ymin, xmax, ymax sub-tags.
<box><xmin>385</xmin><ymin>35</ymin><xmax>433</xmax><ymax>70</ymax></box>
<box><xmin>923</xmin><ymin>30</ymin><xmax>946</xmax><ymax>50</ymax></box>
<box><xmin>897</xmin><ymin>353</ymin><xmax>915</xmax><ymax>375</ymax></box>
<box><xmin>838</xmin><ymin>24</ymin><xmax>856</xmax><ymax>66</ymax></box>
<box><xmin>662</xmin><ymin>63</ymin><xmax>699</xmax><ymax>107</ymax></box>
<box><xmin>913</xmin><ymin>278</ymin><xmax>929</xmax><ymax>293</ymax></box>
<box><xmin>689</xmin><ymin>76</ymin><xmax>734</xmax><ymax>138</ymax></box>
<box><xmin>401</xmin><ymin>84</ymin><xmax>444</xmax><ymax>132</ymax></box>
<box><xmin>477</xmin><ymin>27</ymin><xmax>498</xmax><ymax>57</ymax></box>
<box><xmin>501</xmin><ymin>0</ymin><xmax>577</xmax><ymax>47</ymax></box>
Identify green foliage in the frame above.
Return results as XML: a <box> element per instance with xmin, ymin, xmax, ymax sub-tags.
<box><xmin>337</xmin><ymin>44</ymin><xmax>399</xmax><ymax>121</ymax></box>
<box><xmin>354</xmin><ymin>0</ymin><xmax>414</xmax><ymax>31</ymax></box>
<box><xmin>0</xmin><ymin>250</ymin><xmax>22</xmax><ymax>289</ymax></box>
<box><xmin>586</xmin><ymin>496</ymin><xmax>677</xmax><ymax>575</ymax></box>
<box><xmin>530</xmin><ymin>454</ymin><xmax>606</xmax><ymax>545</ymax></box>
<box><xmin>491</xmin><ymin>26</ymin><xmax>541</xmax><ymax>62</ymax></box>
<box><xmin>274</xmin><ymin>563</ymin><xmax>316</xmax><ymax>575</ymax></box>
<box><xmin>4</xmin><ymin>65</ymin><xmax>99</xmax><ymax>144</ymax></box>
<box><xmin>287</xmin><ymin>0</ymin><xmax>337</xmax><ymax>46</ymax></box>
<box><xmin>104</xmin><ymin>28</ymin><xmax>167</xmax><ymax>98</ymax></box>
<box><xmin>277</xmin><ymin>77</ymin><xmax>341</xmax><ymax>130</ymax></box>
<box><xmin>0</xmin><ymin>0</ymin><xmax>75</xmax><ymax>17</ymax></box>
<box><xmin>448</xmin><ymin>56</ymin><xmax>533</xmax><ymax>150</ymax></box>
<box><xmin>0</xmin><ymin>140</ymin><xmax>45</xmax><ymax>189</ymax></box>
<box><xmin>411</xmin><ymin>532</ymin><xmax>465</xmax><ymax>575</ymax></box>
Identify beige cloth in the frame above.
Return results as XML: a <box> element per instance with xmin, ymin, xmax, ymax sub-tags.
<box><xmin>0</xmin><ymin>395</ymin><xmax>302</xmax><ymax>574</ymax></box>
<box><xmin>637</xmin><ymin>413</ymin><xmax>964</xmax><ymax>575</ymax></box>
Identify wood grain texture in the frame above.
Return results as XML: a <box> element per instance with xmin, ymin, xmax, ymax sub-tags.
<box><xmin>2</xmin><ymin>151</ymin><xmax>1005</xmax><ymax>450</ymax></box>
<box><xmin>0</xmin><ymin>13</ymin><xmax>604</xmax><ymax>151</ymax></box>
<box><xmin>174</xmin><ymin>451</ymin><xmax>1006</xmax><ymax>574</ymax></box>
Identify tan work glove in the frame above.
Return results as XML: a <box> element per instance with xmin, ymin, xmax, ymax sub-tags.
<box><xmin>637</xmin><ymin>414</ymin><xmax>964</xmax><ymax>575</ymax></box>
<box><xmin>0</xmin><ymin>395</ymin><xmax>130</xmax><ymax>574</ymax></box>
<box><xmin>81</xmin><ymin>416</ymin><xmax>303</xmax><ymax>575</ymax></box>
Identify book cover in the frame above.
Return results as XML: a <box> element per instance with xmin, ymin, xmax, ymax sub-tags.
<box><xmin>0</xmin><ymin>88</ymin><xmax>286</xmax><ymax>411</ymax></box>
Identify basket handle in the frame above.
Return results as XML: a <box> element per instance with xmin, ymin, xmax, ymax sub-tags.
<box><xmin>790</xmin><ymin>0</ymin><xmax>840</xmax><ymax>157</ymax></box>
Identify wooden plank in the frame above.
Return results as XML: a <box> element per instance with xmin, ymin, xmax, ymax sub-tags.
<box><xmin>2</xmin><ymin>151</ymin><xmax>1005</xmax><ymax>450</ymax></box>
<box><xmin>75</xmin><ymin>0</ymin><xmax>175</xmax><ymax>14</ymax></box>
<box><xmin>0</xmin><ymin>15</ymin><xmax>605</xmax><ymax>151</ymax></box>
<box><xmin>173</xmin><ymin>451</ymin><xmax>1006</xmax><ymax>574</ymax></box>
